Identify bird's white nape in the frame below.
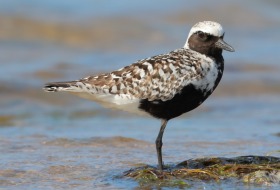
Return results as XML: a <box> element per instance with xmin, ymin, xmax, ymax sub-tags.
<box><xmin>184</xmin><ymin>21</ymin><xmax>224</xmax><ymax>49</ymax></box>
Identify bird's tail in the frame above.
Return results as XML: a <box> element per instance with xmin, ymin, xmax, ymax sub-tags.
<box><xmin>43</xmin><ymin>81</ymin><xmax>78</xmax><ymax>92</ymax></box>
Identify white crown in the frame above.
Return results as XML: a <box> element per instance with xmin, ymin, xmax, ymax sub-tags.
<box><xmin>184</xmin><ymin>21</ymin><xmax>224</xmax><ymax>48</ymax></box>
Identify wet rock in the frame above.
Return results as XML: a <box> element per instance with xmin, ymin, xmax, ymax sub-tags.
<box><xmin>124</xmin><ymin>156</ymin><xmax>280</xmax><ymax>188</ymax></box>
<box><xmin>243</xmin><ymin>170</ymin><xmax>280</xmax><ymax>185</ymax></box>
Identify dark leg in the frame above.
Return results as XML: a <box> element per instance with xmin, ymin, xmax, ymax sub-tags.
<box><xmin>155</xmin><ymin>119</ymin><xmax>168</xmax><ymax>171</ymax></box>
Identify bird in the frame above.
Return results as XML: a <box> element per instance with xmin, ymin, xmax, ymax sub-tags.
<box><xmin>43</xmin><ymin>21</ymin><xmax>234</xmax><ymax>171</ymax></box>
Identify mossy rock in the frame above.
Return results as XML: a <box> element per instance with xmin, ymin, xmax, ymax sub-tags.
<box><xmin>124</xmin><ymin>156</ymin><xmax>280</xmax><ymax>188</ymax></box>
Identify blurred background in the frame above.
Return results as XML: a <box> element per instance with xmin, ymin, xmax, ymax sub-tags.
<box><xmin>0</xmin><ymin>0</ymin><xmax>280</xmax><ymax>189</ymax></box>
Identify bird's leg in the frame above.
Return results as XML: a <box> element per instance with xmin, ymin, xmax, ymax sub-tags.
<box><xmin>155</xmin><ymin>119</ymin><xmax>168</xmax><ymax>171</ymax></box>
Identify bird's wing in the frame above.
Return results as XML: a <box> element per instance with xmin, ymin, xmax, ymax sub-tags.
<box><xmin>77</xmin><ymin>48</ymin><xmax>211</xmax><ymax>102</ymax></box>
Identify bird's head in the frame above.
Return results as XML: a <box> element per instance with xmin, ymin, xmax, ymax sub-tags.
<box><xmin>184</xmin><ymin>21</ymin><xmax>234</xmax><ymax>56</ymax></box>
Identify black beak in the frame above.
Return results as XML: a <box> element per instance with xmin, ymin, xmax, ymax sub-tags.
<box><xmin>215</xmin><ymin>38</ymin><xmax>235</xmax><ymax>52</ymax></box>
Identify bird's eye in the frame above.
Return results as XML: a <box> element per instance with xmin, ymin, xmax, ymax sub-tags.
<box><xmin>197</xmin><ymin>31</ymin><xmax>209</xmax><ymax>41</ymax></box>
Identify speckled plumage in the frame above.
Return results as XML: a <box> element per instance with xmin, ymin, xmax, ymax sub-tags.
<box><xmin>44</xmin><ymin>21</ymin><xmax>234</xmax><ymax>171</ymax></box>
<box><xmin>44</xmin><ymin>47</ymin><xmax>222</xmax><ymax>114</ymax></box>
<box><xmin>43</xmin><ymin>20</ymin><xmax>235</xmax><ymax>121</ymax></box>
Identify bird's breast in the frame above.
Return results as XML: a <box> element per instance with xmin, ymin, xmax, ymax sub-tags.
<box><xmin>190</xmin><ymin>59</ymin><xmax>221</xmax><ymax>96</ymax></box>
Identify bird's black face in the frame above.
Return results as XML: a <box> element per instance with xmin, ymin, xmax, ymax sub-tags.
<box><xmin>188</xmin><ymin>31</ymin><xmax>234</xmax><ymax>57</ymax></box>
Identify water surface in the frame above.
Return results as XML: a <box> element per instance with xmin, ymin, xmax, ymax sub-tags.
<box><xmin>0</xmin><ymin>0</ymin><xmax>280</xmax><ymax>189</ymax></box>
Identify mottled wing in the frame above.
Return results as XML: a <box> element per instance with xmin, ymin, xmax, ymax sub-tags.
<box><xmin>78</xmin><ymin>48</ymin><xmax>210</xmax><ymax>102</ymax></box>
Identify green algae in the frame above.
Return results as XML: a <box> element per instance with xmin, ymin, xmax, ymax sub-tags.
<box><xmin>124</xmin><ymin>156</ymin><xmax>280</xmax><ymax>188</ymax></box>
<box><xmin>124</xmin><ymin>167</ymin><xmax>190</xmax><ymax>188</ymax></box>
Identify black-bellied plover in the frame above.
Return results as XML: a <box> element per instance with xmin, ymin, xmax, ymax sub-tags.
<box><xmin>44</xmin><ymin>21</ymin><xmax>234</xmax><ymax>171</ymax></box>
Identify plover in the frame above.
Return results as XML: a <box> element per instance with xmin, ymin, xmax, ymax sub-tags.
<box><xmin>44</xmin><ymin>21</ymin><xmax>234</xmax><ymax>171</ymax></box>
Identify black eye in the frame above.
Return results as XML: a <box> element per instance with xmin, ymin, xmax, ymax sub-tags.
<box><xmin>197</xmin><ymin>31</ymin><xmax>209</xmax><ymax>41</ymax></box>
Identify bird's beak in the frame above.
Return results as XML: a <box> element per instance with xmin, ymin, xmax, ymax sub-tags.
<box><xmin>215</xmin><ymin>38</ymin><xmax>235</xmax><ymax>52</ymax></box>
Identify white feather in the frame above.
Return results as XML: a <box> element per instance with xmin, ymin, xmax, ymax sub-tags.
<box><xmin>184</xmin><ymin>21</ymin><xmax>224</xmax><ymax>49</ymax></box>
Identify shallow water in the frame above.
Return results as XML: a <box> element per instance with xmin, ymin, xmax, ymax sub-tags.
<box><xmin>0</xmin><ymin>0</ymin><xmax>280</xmax><ymax>189</ymax></box>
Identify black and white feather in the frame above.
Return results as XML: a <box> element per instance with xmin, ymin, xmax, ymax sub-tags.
<box><xmin>44</xmin><ymin>21</ymin><xmax>234</xmax><ymax>120</ymax></box>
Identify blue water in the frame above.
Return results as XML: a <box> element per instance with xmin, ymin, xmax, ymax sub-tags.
<box><xmin>0</xmin><ymin>0</ymin><xmax>280</xmax><ymax>189</ymax></box>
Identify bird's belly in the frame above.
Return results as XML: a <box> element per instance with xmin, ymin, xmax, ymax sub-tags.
<box><xmin>138</xmin><ymin>84</ymin><xmax>213</xmax><ymax>120</ymax></box>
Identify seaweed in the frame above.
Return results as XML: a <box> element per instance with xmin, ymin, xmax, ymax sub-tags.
<box><xmin>124</xmin><ymin>156</ymin><xmax>280</xmax><ymax>188</ymax></box>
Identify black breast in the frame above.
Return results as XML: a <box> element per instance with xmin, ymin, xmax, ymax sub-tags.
<box><xmin>139</xmin><ymin>59</ymin><xmax>224</xmax><ymax>120</ymax></box>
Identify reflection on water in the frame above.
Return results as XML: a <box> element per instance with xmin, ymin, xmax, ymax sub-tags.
<box><xmin>0</xmin><ymin>0</ymin><xmax>280</xmax><ymax>189</ymax></box>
